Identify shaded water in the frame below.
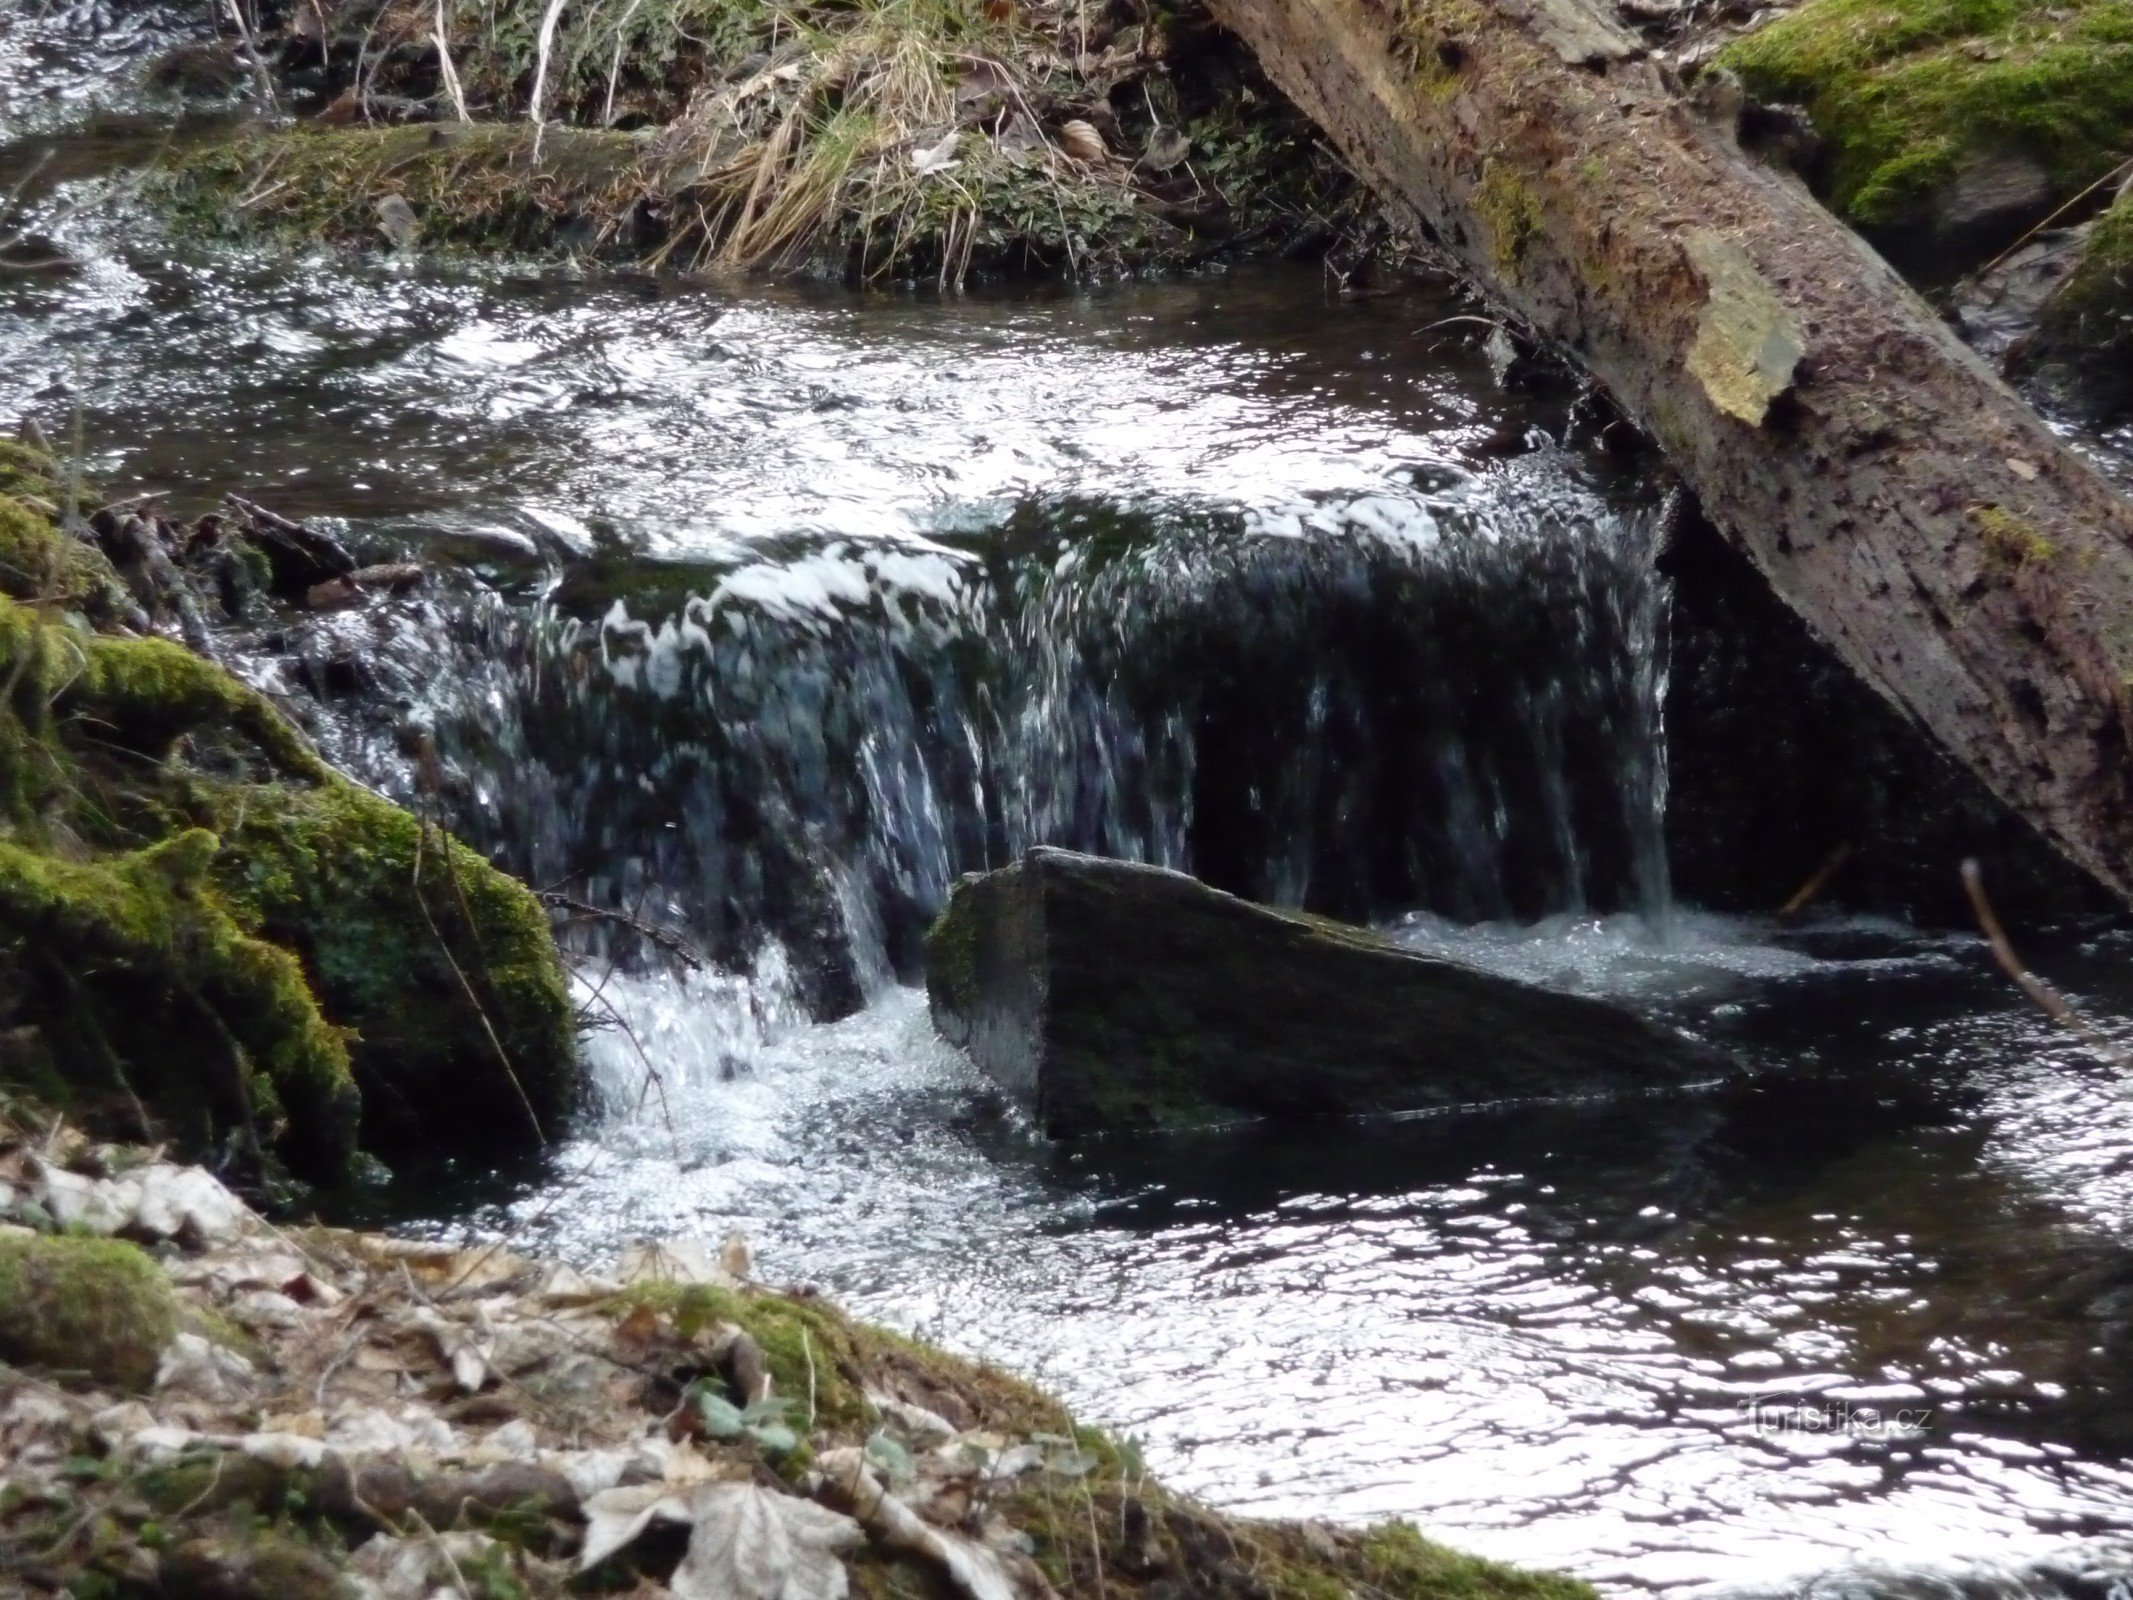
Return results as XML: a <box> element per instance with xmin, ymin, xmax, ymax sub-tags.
<box><xmin>9</xmin><ymin>20</ymin><xmax>2133</xmax><ymax>1596</ymax></box>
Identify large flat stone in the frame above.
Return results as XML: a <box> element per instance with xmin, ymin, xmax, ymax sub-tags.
<box><xmin>924</xmin><ymin>848</ymin><xmax>1726</xmax><ymax>1137</ymax></box>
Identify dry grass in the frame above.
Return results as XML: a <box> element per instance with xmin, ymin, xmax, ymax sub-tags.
<box><xmin>188</xmin><ymin>0</ymin><xmax>1361</xmax><ymax>280</ymax></box>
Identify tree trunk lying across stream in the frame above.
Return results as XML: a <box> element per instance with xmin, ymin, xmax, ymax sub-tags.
<box><xmin>1210</xmin><ymin>0</ymin><xmax>2133</xmax><ymax>904</ymax></box>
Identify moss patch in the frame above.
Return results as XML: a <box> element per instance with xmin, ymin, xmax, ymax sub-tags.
<box><xmin>1973</xmin><ymin>502</ymin><xmax>2057</xmax><ymax>563</ymax></box>
<box><xmin>161</xmin><ymin>123</ymin><xmax>650</xmax><ymax>259</ymax></box>
<box><xmin>1722</xmin><ymin>0</ymin><xmax>2133</xmax><ymax>229</ymax></box>
<box><xmin>2041</xmin><ymin>190</ymin><xmax>2133</xmax><ymax>360</ymax></box>
<box><xmin>0</xmin><ymin>475</ymin><xmax>576</xmax><ymax>1181</ymax></box>
<box><xmin>1475</xmin><ymin>158</ymin><xmax>1544</xmax><ymax>271</ymax></box>
<box><xmin>0</xmin><ymin>1233</ymin><xmax>179</xmax><ymax>1389</ymax></box>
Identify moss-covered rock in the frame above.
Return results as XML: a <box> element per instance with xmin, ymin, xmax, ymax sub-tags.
<box><xmin>0</xmin><ymin>441</ymin><xmax>132</xmax><ymax>623</ymax></box>
<box><xmin>2038</xmin><ymin>191</ymin><xmax>2133</xmax><ymax>369</ymax></box>
<box><xmin>0</xmin><ymin>1232</ymin><xmax>179</xmax><ymax>1389</ymax></box>
<box><xmin>0</xmin><ymin>472</ymin><xmax>578</xmax><ymax>1181</ymax></box>
<box><xmin>215</xmin><ymin>781</ymin><xmax>578</xmax><ymax>1152</ymax></box>
<box><xmin>1722</xmin><ymin>0</ymin><xmax>2133</xmax><ymax>243</ymax></box>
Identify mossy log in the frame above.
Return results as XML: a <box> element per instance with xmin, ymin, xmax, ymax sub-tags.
<box><xmin>1209</xmin><ymin>0</ymin><xmax>2133</xmax><ymax>906</ymax></box>
<box><xmin>925</xmin><ymin>849</ymin><xmax>1722</xmax><ymax>1137</ymax></box>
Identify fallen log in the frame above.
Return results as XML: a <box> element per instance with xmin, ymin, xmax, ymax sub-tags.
<box><xmin>925</xmin><ymin>848</ymin><xmax>1724</xmax><ymax>1137</ymax></box>
<box><xmin>1210</xmin><ymin>0</ymin><xmax>2133</xmax><ymax>902</ymax></box>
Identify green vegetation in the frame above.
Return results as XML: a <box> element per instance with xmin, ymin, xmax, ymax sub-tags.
<box><xmin>156</xmin><ymin>0</ymin><xmax>1357</xmax><ymax>281</ymax></box>
<box><xmin>1722</xmin><ymin>0</ymin><xmax>2133</xmax><ymax>228</ymax></box>
<box><xmin>0</xmin><ymin>446</ymin><xmax>576</xmax><ymax>1181</ymax></box>
<box><xmin>0</xmin><ymin>1233</ymin><xmax>179</xmax><ymax>1389</ymax></box>
<box><xmin>2043</xmin><ymin>190</ymin><xmax>2133</xmax><ymax>356</ymax></box>
<box><xmin>1475</xmin><ymin>159</ymin><xmax>1543</xmax><ymax>271</ymax></box>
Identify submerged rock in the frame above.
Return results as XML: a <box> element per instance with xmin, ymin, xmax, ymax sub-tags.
<box><xmin>924</xmin><ymin>849</ymin><xmax>1723</xmax><ymax>1137</ymax></box>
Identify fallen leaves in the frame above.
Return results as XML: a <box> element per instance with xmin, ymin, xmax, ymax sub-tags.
<box><xmin>581</xmin><ymin>1480</ymin><xmax>865</xmax><ymax>1600</ymax></box>
<box><xmin>1058</xmin><ymin>119</ymin><xmax>1107</xmax><ymax>164</ymax></box>
<box><xmin>0</xmin><ymin>1132</ymin><xmax>1114</xmax><ymax>1600</ymax></box>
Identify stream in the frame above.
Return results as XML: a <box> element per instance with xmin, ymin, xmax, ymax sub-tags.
<box><xmin>9</xmin><ymin>9</ymin><xmax>2133</xmax><ymax>1596</ymax></box>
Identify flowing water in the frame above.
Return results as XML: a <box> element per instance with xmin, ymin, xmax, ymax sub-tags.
<box><xmin>9</xmin><ymin>12</ymin><xmax>2133</xmax><ymax>1596</ymax></box>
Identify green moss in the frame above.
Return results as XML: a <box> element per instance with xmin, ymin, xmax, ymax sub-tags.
<box><xmin>2043</xmin><ymin>190</ymin><xmax>2133</xmax><ymax>354</ymax></box>
<box><xmin>1475</xmin><ymin>158</ymin><xmax>1544</xmax><ymax>271</ymax></box>
<box><xmin>0</xmin><ymin>489</ymin><xmax>576</xmax><ymax>1178</ymax></box>
<box><xmin>0</xmin><ymin>832</ymin><xmax>362</xmax><ymax>1174</ymax></box>
<box><xmin>1973</xmin><ymin>502</ymin><xmax>2057</xmax><ymax>563</ymax></box>
<box><xmin>214</xmin><ymin>780</ymin><xmax>577</xmax><ymax>1150</ymax></box>
<box><xmin>159</xmin><ymin>124</ymin><xmax>649</xmax><ymax>259</ymax></box>
<box><xmin>610</xmin><ymin>1281</ymin><xmax>1069</xmax><ymax>1436</ymax></box>
<box><xmin>1722</xmin><ymin>0</ymin><xmax>2133</xmax><ymax>228</ymax></box>
<box><xmin>0</xmin><ymin>1233</ymin><xmax>179</xmax><ymax>1389</ymax></box>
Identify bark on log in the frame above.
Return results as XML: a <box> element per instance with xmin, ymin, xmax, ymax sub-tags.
<box><xmin>1210</xmin><ymin>0</ymin><xmax>2133</xmax><ymax>902</ymax></box>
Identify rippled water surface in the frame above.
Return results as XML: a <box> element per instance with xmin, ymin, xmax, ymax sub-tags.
<box><xmin>9</xmin><ymin>26</ymin><xmax>2133</xmax><ymax>1594</ymax></box>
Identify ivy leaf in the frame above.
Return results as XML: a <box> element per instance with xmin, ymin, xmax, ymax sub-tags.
<box><xmin>746</xmin><ymin>1421</ymin><xmax>800</xmax><ymax>1454</ymax></box>
<box><xmin>863</xmin><ymin>1429</ymin><xmax>914</xmax><ymax>1485</ymax></box>
<box><xmin>697</xmin><ymin>1390</ymin><xmax>747</xmax><ymax>1440</ymax></box>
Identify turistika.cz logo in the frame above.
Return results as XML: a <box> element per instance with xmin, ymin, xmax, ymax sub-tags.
<box><xmin>1746</xmin><ymin>1398</ymin><xmax>1934</xmax><ymax>1441</ymax></box>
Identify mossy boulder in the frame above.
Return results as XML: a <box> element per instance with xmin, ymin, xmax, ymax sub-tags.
<box><xmin>215</xmin><ymin>781</ymin><xmax>578</xmax><ymax>1153</ymax></box>
<box><xmin>0</xmin><ymin>441</ymin><xmax>131</xmax><ymax>622</ymax></box>
<box><xmin>2034</xmin><ymin>192</ymin><xmax>2133</xmax><ymax>389</ymax></box>
<box><xmin>0</xmin><ymin>472</ymin><xmax>578</xmax><ymax>1180</ymax></box>
<box><xmin>1722</xmin><ymin>0</ymin><xmax>2133</xmax><ymax>251</ymax></box>
<box><xmin>0</xmin><ymin>1232</ymin><xmax>179</xmax><ymax>1389</ymax></box>
<box><xmin>925</xmin><ymin>848</ymin><xmax>1725</xmax><ymax>1137</ymax></box>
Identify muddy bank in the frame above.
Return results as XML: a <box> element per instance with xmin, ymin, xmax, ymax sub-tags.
<box><xmin>0</xmin><ymin>1112</ymin><xmax>1588</xmax><ymax>1600</ymax></box>
<box><xmin>142</xmin><ymin>0</ymin><xmax>1380</xmax><ymax>283</ymax></box>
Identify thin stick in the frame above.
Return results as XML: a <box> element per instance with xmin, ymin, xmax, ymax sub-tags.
<box><xmin>1975</xmin><ymin>155</ymin><xmax>2133</xmax><ymax>282</ymax></box>
<box><xmin>1961</xmin><ymin>858</ymin><xmax>2128</xmax><ymax>1064</ymax></box>
<box><xmin>528</xmin><ymin>0</ymin><xmax>572</xmax><ymax>157</ymax></box>
<box><xmin>224</xmin><ymin>0</ymin><xmax>281</xmax><ymax>115</ymax></box>
<box><xmin>1778</xmin><ymin>844</ymin><xmax>1851</xmax><ymax>918</ymax></box>
<box><xmin>538</xmin><ymin>890</ymin><xmax>705</xmax><ymax>970</ymax></box>
<box><xmin>434</xmin><ymin>0</ymin><xmax>471</xmax><ymax>123</ymax></box>
<box><xmin>412</xmin><ymin>816</ymin><xmax>550</xmax><ymax>1147</ymax></box>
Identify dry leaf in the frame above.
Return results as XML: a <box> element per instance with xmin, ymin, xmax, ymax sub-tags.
<box><xmin>1059</xmin><ymin>120</ymin><xmax>1106</xmax><ymax>163</ymax></box>
<box><xmin>155</xmin><ymin>1333</ymin><xmax>257</xmax><ymax>1403</ymax></box>
<box><xmin>675</xmin><ymin>1483</ymin><xmax>865</xmax><ymax>1600</ymax></box>
<box><xmin>911</xmin><ymin>130</ymin><xmax>962</xmax><ymax>176</ymax></box>
<box><xmin>621</xmin><ymin>1236</ymin><xmax>737</xmax><ymax>1289</ymax></box>
<box><xmin>581</xmin><ymin>1480</ymin><xmax>864</xmax><ymax>1600</ymax></box>
<box><xmin>817</xmin><ymin>1452</ymin><xmax>1017</xmax><ymax>1600</ymax></box>
<box><xmin>719</xmin><ymin>1229</ymin><xmax>756</xmax><ymax>1281</ymax></box>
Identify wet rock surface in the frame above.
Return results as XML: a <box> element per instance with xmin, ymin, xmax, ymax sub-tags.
<box><xmin>924</xmin><ymin>849</ymin><xmax>1725</xmax><ymax>1137</ymax></box>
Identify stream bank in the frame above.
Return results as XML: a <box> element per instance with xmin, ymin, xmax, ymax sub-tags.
<box><xmin>15</xmin><ymin>6</ymin><xmax>2133</xmax><ymax>1589</ymax></box>
<box><xmin>0</xmin><ymin>1114</ymin><xmax>1589</xmax><ymax>1600</ymax></box>
<box><xmin>140</xmin><ymin>0</ymin><xmax>1383</xmax><ymax>284</ymax></box>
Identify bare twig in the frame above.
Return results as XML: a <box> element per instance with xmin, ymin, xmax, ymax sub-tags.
<box><xmin>1975</xmin><ymin>155</ymin><xmax>2133</xmax><ymax>282</ymax></box>
<box><xmin>434</xmin><ymin>0</ymin><xmax>471</xmax><ymax>123</ymax></box>
<box><xmin>1961</xmin><ymin>858</ymin><xmax>2129</xmax><ymax>1065</ymax></box>
<box><xmin>224</xmin><ymin>0</ymin><xmax>282</xmax><ymax>115</ymax></box>
<box><xmin>1778</xmin><ymin>844</ymin><xmax>1852</xmax><ymax>918</ymax></box>
<box><xmin>539</xmin><ymin>890</ymin><xmax>705</xmax><ymax>970</ymax></box>
<box><xmin>411</xmin><ymin>815</ymin><xmax>550</xmax><ymax>1148</ymax></box>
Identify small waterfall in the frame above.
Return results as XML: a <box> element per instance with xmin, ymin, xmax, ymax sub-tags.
<box><xmin>286</xmin><ymin>469</ymin><xmax>1677</xmax><ymax>1015</ymax></box>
